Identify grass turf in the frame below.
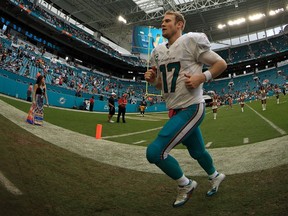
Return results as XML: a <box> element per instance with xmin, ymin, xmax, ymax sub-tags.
<box><xmin>1</xmin><ymin>95</ymin><xmax>287</xmax><ymax>148</ymax></box>
<box><xmin>0</xmin><ymin>114</ymin><xmax>287</xmax><ymax>216</ymax></box>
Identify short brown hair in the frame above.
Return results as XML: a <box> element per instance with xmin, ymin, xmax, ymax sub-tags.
<box><xmin>164</xmin><ymin>10</ymin><xmax>186</xmax><ymax>30</ymax></box>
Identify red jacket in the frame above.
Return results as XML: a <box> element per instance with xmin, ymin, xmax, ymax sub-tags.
<box><xmin>118</xmin><ymin>97</ymin><xmax>127</xmax><ymax>108</ymax></box>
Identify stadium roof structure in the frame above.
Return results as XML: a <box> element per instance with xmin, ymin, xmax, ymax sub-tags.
<box><xmin>44</xmin><ymin>0</ymin><xmax>287</xmax><ymax>51</ymax></box>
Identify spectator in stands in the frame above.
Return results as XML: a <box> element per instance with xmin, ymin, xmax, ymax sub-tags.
<box><xmin>107</xmin><ymin>92</ymin><xmax>116</xmax><ymax>123</ymax></box>
<box><xmin>26</xmin><ymin>75</ymin><xmax>49</xmax><ymax>126</ymax></box>
<box><xmin>36</xmin><ymin>71</ymin><xmax>41</xmax><ymax>78</ymax></box>
<box><xmin>26</xmin><ymin>83</ymin><xmax>33</xmax><ymax>102</ymax></box>
<box><xmin>89</xmin><ymin>96</ymin><xmax>95</xmax><ymax>111</ymax></box>
<box><xmin>75</xmin><ymin>85</ymin><xmax>82</xmax><ymax>97</ymax></box>
<box><xmin>117</xmin><ymin>93</ymin><xmax>127</xmax><ymax>123</ymax></box>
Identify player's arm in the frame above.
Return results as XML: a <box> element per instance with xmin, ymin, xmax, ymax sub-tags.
<box><xmin>144</xmin><ymin>67</ymin><xmax>162</xmax><ymax>90</ymax></box>
<box><xmin>145</xmin><ymin>49</ymin><xmax>162</xmax><ymax>90</ymax></box>
<box><xmin>185</xmin><ymin>51</ymin><xmax>227</xmax><ymax>88</ymax></box>
<box><xmin>185</xmin><ymin>33</ymin><xmax>227</xmax><ymax>88</ymax></box>
<box><xmin>199</xmin><ymin>51</ymin><xmax>227</xmax><ymax>82</ymax></box>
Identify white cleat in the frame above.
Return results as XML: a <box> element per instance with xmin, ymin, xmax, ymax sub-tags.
<box><xmin>206</xmin><ymin>173</ymin><xmax>226</xmax><ymax>197</ymax></box>
<box><xmin>173</xmin><ymin>180</ymin><xmax>197</xmax><ymax>208</ymax></box>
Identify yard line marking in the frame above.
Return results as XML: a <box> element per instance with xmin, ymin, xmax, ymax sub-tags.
<box><xmin>132</xmin><ymin>140</ymin><xmax>146</xmax><ymax>144</ymax></box>
<box><xmin>246</xmin><ymin>104</ymin><xmax>287</xmax><ymax>135</ymax></box>
<box><xmin>243</xmin><ymin>138</ymin><xmax>249</xmax><ymax>144</ymax></box>
<box><xmin>205</xmin><ymin>142</ymin><xmax>213</xmax><ymax>148</ymax></box>
<box><xmin>102</xmin><ymin>127</ymin><xmax>163</xmax><ymax>139</ymax></box>
<box><xmin>125</xmin><ymin>116</ymin><xmax>160</xmax><ymax>121</ymax></box>
<box><xmin>0</xmin><ymin>171</ymin><xmax>23</xmax><ymax>195</ymax></box>
<box><xmin>142</xmin><ymin>116</ymin><xmax>169</xmax><ymax>120</ymax></box>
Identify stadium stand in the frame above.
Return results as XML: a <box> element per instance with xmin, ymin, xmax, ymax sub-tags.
<box><xmin>0</xmin><ymin>0</ymin><xmax>287</xmax><ymax>110</ymax></box>
<box><xmin>7</xmin><ymin>0</ymin><xmax>146</xmax><ymax>67</ymax></box>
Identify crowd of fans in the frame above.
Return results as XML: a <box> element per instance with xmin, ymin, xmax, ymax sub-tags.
<box><xmin>9</xmin><ymin>0</ymin><xmax>146</xmax><ymax>67</ymax></box>
<box><xmin>215</xmin><ymin>34</ymin><xmax>288</xmax><ymax>64</ymax></box>
<box><xmin>0</xmin><ymin>35</ymin><xmax>158</xmax><ymax>104</ymax></box>
<box><xmin>6</xmin><ymin>0</ymin><xmax>288</xmax><ymax>67</ymax></box>
<box><xmin>1</xmin><ymin>2</ymin><xmax>288</xmax><ymax>106</ymax></box>
<box><xmin>1</xmin><ymin>33</ymin><xmax>287</xmax><ymax>108</ymax></box>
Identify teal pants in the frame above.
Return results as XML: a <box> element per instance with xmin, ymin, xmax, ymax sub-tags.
<box><xmin>146</xmin><ymin>103</ymin><xmax>215</xmax><ymax>180</ymax></box>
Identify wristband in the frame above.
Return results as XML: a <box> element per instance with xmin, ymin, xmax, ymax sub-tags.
<box><xmin>203</xmin><ymin>70</ymin><xmax>212</xmax><ymax>82</ymax></box>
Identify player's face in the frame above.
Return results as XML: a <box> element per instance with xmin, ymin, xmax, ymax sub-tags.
<box><xmin>161</xmin><ymin>14</ymin><xmax>179</xmax><ymax>39</ymax></box>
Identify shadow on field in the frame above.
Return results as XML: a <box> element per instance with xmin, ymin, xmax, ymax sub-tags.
<box><xmin>0</xmin><ymin>115</ymin><xmax>287</xmax><ymax>216</ymax></box>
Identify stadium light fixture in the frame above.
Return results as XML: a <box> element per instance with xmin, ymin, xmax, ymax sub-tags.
<box><xmin>118</xmin><ymin>15</ymin><xmax>127</xmax><ymax>24</ymax></box>
<box><xmin>269</xmin><ymin>8</ymin><xmax>284</xmax><ymax>16</ymax></box>
<box><xmin>248</xmin><ymin>13</ymin><xmax>265</xmax><ymax>21</ymax></box>
<box><xmin>228</xmin><ymin>18</ymin><xmax>246</xmax><ymax>26</ymax></box>
<box><xmin>217</xmin><ymin>24</ymin><xmax>226</xmax><ymax>29</ymax></box>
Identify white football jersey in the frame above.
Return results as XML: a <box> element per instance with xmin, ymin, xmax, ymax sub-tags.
<box><xmin>150</xmin><ymin>32</ymin><xmax>213</xmax><ymax>109</ymax></box>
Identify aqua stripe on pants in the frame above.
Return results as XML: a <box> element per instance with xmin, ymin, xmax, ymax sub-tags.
<box><xmin>146</xmin><ymin>103</ymin><xmax>216</xmax><ymax>179</ymax></box>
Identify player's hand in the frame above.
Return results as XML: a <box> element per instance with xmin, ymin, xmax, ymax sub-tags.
<box><xmin>184</xmin><ymin>73</ymin><xmax>206</xmax><ymax>89</ymax></box>
<box><xmin>144</xmin><ymin>67</ymin><xmax>157</xmax><ymax>84</ymax></box>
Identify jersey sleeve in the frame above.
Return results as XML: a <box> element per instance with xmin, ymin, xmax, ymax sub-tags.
<box><xmin>190</xmin><ymin>33</ymin><xmax>211</xmax><ymax>62</ymax></box>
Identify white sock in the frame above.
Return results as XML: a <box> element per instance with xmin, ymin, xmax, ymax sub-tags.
<box><xmin>214</xmin><ymin>113</ymin><xmax>217</xmax><ymax>119</ymax></box>
<box><xmin>209</xmin><ymin>171</ymin><xmax>219</xmax><ymax>179</ymax></box>
<box><xmin>241</xmin><ymin>108</ymin><xmax>244</xmax><ymax>112</ymax></box>
<box><xmin>176</xmin><ymin>175</ymin><xmax>190</xmax><ymax>186</ymax></box>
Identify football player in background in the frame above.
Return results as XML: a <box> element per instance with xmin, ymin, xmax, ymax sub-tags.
<box><xmin>145</xmin><ymin>10</ymin><xmax>227</xmax><ymax>207</ymax></box>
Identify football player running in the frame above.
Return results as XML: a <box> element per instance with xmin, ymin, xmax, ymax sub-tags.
<box><xmin>145</xmin><ymin>11</ymin><xmax>227</xmax><ymax>207</ymax></box>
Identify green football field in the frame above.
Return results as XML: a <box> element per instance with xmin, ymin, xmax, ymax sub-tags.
<box><xmin>1</xmin><ymin>95</ymin><xmax>287</xmax><ymax>148</ymax></box>
<box><xmin>1</xmin><ymin>95</ymin><xmax>288</xmax><ymax>216</ymax></box>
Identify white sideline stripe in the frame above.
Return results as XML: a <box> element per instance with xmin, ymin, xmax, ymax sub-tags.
<box><xmin>243</xmin><ymin>138</ymin><xmax>249</xmax><ymax>144</ymax></box>
<box><xmin>0</xmin><ymin>171</ymin><xmax>23</xmax><ymax>195</ymax></box>
<box><xmin>246</xmin><ymin>104</ymin><xmax>287</xmax><ymax>135</ymax></box>
<box><xmin>102</xmin><ymin>126</ymin><xmax>163</xmax><ymax>139</ymax></box>
<box><xmin>132</xmin><ymin>140</ymin><xmax>146</xmax><ymax>144</ymax></box>
<box><xmin>205</xmin><ymin>142</ymin><xmax>213</xmax><ymax>148</ymax></box>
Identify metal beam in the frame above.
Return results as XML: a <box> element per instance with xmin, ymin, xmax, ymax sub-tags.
<box><xmin>121</xmin><ymin>0</ymin><xmax>248</xmax><ymax>25</ymax></box>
